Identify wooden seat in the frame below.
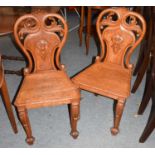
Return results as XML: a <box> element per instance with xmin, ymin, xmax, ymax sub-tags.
<box><xmin>14</xmin><ymin>12</ymin><xmax>80</xmax><ymax>145</ymax></box>
<box><xmin>73</xmin><ymin>63</ymin><xmax>131</xmax><ymax>98</ymax></box>
<box><xmin>73</xmin><ymin>7</ymin><xmax>146</xmax><ymax>135</ymax></box>
<box><xmin>15</xmin><ymin>71</ymin><xmax>79</xmax><ymax>108</ymax></box>
<box><xmin>0</xmin><ymin>55</ymin><xmax>18</xmax><ymax>133</ymax></box>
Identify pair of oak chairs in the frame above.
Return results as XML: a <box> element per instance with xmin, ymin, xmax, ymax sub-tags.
<box><xmin>1</xmin><ymin>7</ymin><xmax>146</xmax><ymax>145</ymax></box>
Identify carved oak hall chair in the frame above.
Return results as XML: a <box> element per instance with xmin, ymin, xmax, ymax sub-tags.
<box><xmin>73</xmin><ymin>7</ymin><xmax>146</xmax><ymax>135</ymax></box>
<box><xmin>0</xmin><ymin>55</ymin><xmax>18</xmax><ymax>133</ymax></box>
<box><xmin>13</xmin><ymin>12</ymin><xmax>80</xmax><ymax>145</ymax></box>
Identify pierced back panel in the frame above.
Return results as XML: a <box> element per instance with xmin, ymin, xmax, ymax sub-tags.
<box><xmin>96</xmin><ymin>7</ymin><xmax>146</xmax><ymax>69</ymax></box>
<box><xmin>14</xmin><ymin>12</ymin><xmax>68</xmax><ymax>73</ymax></box>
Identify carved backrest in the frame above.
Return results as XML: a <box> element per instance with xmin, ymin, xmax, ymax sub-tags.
<box><xmin>14</xmin><ymin>12</ymin><xmax>68</xmax><ymax>74</ymax></box>
<box><xmin>96</xmin><ymin>7</ymin><xmax>146</xmax><ymax>70</ymax></box>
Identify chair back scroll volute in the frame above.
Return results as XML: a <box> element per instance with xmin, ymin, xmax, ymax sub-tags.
<box><xmin>13</xmin><ymin>12</ymin><xmax>80</xmax><ymax>145</ymax></box>
<box><xmin>96</xmin><ymin>7</ymin><xmax>146</xmax><ymax>71</ymax></box>
<box><xmin>14</xmin><ymin>12</ymin><xmax>68</xmax><ymax>74</ymax></box>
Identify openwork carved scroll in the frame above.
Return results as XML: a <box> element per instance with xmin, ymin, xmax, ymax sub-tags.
<box><xmin>96</xmin><ymin>7</ymin><xmax>146</xmax><ymax>69</ymax></box>
<box><xmin>14</xmin><ymin>12</ymin><xmax>68</xmax><ymax>74</ymax></box>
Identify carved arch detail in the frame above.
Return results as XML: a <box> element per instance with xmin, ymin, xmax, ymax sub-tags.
<box><xmin>96</xmin><ymin>7</ymin><xmax>146</xmax><ymax>69</ymax></box>
<box><xmin>14</xmin><ymin>12</ymin><xmax>68</xmax><ymax>74</ymax></box>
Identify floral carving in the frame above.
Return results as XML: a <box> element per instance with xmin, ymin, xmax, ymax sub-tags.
<box><xmin>44</xmin><ymin>16</ymin><xmax>65</xmax><ymax>38</ymax></box>
<box><xmin>36</xmin><ymin>40</ymin><xmax>49</xmax><ymax>60</ymax></box>
<box><xmin>14</xmin><ymin>13</ymin><xmax>68</xmax><ymax>73</ymax></box>
<box><xmin>96</xmin><ymin>7</ymin><xmax>146</xmax><ymax>68</ymax></box>
<box><xmin>111</xmin><ymin>35</ymin><xmax>124</xmax><ymax>54</ymax></box>
<box><xmin>18</xmin><ymin>17</ymin><xmax>39</xmax><ymax>40</ymax></box>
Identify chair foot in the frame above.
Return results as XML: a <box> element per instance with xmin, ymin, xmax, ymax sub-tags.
<box><xmin>139</xmin><ymin>137</ymin><xmax>145</xmax><ymax>143</ymax></box>
<box><xmin>70</xmin><ymin>101</ymin><xmax>80</xmax><ymax>139</ymax></box>
<box><xmin>26</xmin><ymin>136</ymin><xmax>35</xmax><ymax>145</ymax></box>
<box><xmin>94</xmin><ymin>93</ymin><xmax>98</xmax><ymax>96</ymax></box>
<box><xmin>110</xmin><ymin>127</ymin><xmax>119</xmax><ymax>135</ymax></box>
<box><xmin>70</xmin><ymin>130</ymin><xmax>79</xmax><ymax>139</ymax></box>
<box><xmin>18</xmin><ymin>108</ymin><xmax>34</xmax><ymax>145</ymax></box>
<box><xmin>13</xmin><ymin>128</ymin><xmax>18</xmax><ymax>134</ymax></box>
<box><xmin>112</xmin><ymin>99</ymin><xmax>125</xmax><ymax>136</ymax></box>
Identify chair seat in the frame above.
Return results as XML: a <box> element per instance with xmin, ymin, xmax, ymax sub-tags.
<box><xmin>72</xmin><ymin>62</ymin><xmax>131</xmax><ymax>99</ymax></box>
<box><xmin>15</xmin><ymin>70</ymin><xmax>80</xmax><ymax>109</ymax></box>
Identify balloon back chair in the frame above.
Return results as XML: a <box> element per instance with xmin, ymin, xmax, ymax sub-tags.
<box><xmin>73</xmin><ymin>7</ymin><xmax>146</xmax><ymax>135</ymax></box>
<box><xmin>14</xmin><ymin>12</ymin><xmax>80</xmax><ymax>145</ymax></box>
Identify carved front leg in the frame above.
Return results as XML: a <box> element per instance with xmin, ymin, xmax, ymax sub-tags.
<box><xmin>111</xmin><ymin>99</ymin><xmax>126</xmax><ymax>135</ymax></box>
<box><xmin>70</xmin><ymin>102</ymin><xmax>80</xmax><ymax>139</ymax></box>
<box><xmin>17</xmin><ymin>108</ymin><xmax>35</xmax><ymax>145</ymax></box>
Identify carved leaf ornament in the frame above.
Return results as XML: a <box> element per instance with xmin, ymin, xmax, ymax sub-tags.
<box><xmin>14</xmin><ymin>12</ymin><xmax>68</xmax><ymax>74</ymax></box>
<box><xmin>96</xmin><ymin>7</ymin><xmax>146</xmax><ymax>69</ymax></box>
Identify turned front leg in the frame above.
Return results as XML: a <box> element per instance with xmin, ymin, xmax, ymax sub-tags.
<box><xmin>70</xmin><ymin>102</ymin><xmax>80</xmax><ymax>139</ymax></box>
<box><xmin>111</xmin><ymin>99</ymin><xmax>125</xmax><ymax>135</ymax></box>
<box><xmin>17</xmin><ymin>108</ymin><xmax>35</xmax><ymax>145</ymax></box>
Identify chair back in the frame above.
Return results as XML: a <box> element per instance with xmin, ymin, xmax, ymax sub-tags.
<box><xmin>96</xmin><ymin>7</ymin><xmax>146</xmax><ymax>70</ymax></box>
<box><xmin>14</xmin><ymin>11</ymin><xmax>68</xmax><ymax>74</ymax></box>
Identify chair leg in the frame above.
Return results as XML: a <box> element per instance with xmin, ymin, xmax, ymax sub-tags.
<box><xmin>111</xmin><ymin>99</ymin><xmax>125</xmax><ymax>135</ymax></box>
<box><xmin>85</xmin><ymin>7</ymin><xmax>92</xmax><ymax>55</ymax></box>
<box><xmin>139</xmin><ymin>109</ymin><xmax>155</xmax><ymax>143</ymax></box>
<box><xmin>138</xmin><ymin>74</ymin><xmax>152</xmax><ymax>115</ymax></box>
<box><xmin>79</xmin><ymin>6</ymin><xmax>84</xmax><ymax>46</ymax></box>
<box><xmin>131</xmin><ymin>54</ymin><xmax>150</xmax><ymax>93</ymax></box>
<box><xmin>139</xmin><ymin>119</ymin><xmax>155</xmax><ymax>143</ymax></box>
<box><xmin>70</xmin><ymin>101</ymin><xmax>80</xmax><ymax>139</ymax></box>
<box><xmin>1</xmin><ymin>78</ymin><xmax>18</xmax><ymax>133</ymax></box>
<box><xmin>133</xmin><ymin>42</ymin><xmax>145</xmax><ymax>76</ymax></box>
<box><xmin>17</xmin><ymin>107</ymin><xmax>35</xmax><ymax>145</ymax></box>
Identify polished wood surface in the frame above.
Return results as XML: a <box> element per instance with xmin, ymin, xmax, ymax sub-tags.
<box><xmin>0</xmin><ymin>56</ymin><xmax>18</xmax><ymax>133</ymax></box>
<box><xmin>79</xmin><ymin>6</ymin><xmax>84</xmax><ymax>46</ymax></box>
<box><xmin>132</xmin><ymin>7</ymin><xmax>154</xmax><ymax>93</ymax></box>
<box><xmin>73</xmin><ymin>7</ymin><xmax>146</xmax><ymax>135</ymax></box>
<box><xmin>139</xmin><ymin>98</ymin><xmax>155</xmax><ymax>143</ymax></box>
<box><xmin>137</xmin><ymin>10</ymin><xmax>155</xmax><ymax>116</ymax></box>
<box><xmin>139</xmin><ymin>38</ymin><xmax>155</xmax><ymax>142</ymax></box>
<box><xmin>132</xmin><ymin>6</ymin><xmax>144</xmax><ymax>76</ymax></box>
<box><xmin>14</xmin><ymin>12</ymin><xmax>80</xmax><ymax>145</ymax></box>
